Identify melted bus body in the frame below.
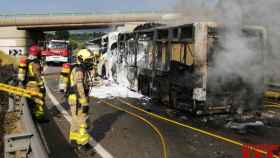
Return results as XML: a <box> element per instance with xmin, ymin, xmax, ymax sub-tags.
<box><xmin>116</xmin><ymin>22</ymin><xmax>266</xmax><ymax>114</ymax></box>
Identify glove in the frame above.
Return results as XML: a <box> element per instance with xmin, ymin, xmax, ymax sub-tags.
<box><xmin>81</xmin><ymin>104</ymin><xmax>89</xmax><ymax>114</ymax></box>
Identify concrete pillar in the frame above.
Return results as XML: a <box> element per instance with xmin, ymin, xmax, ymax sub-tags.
<box><xmin>0</xmin><ymin>27</ymin><xmax>30</xmax><ymax>56</ymax></box>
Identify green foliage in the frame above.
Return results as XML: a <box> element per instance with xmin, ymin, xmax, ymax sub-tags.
<box><xmin>69</xmin><ymin>40</ymin><xmax>79</xmax><ymax>50</ymax></box>
<box><xmin>55</xmin><ymin>30</ymin><xmax>70</xmax><ymax>40</ymax></box>
<box><xmin>30</xmin><ymin>31</ymin><xmax>45</xmax><ymax>43</ymax></box>
<box><xmin>45</xmin><ymin>33</ymin><xmax>55</xmax><ymax>41</ymax></box>
<box><xmin>78</xmin><ymin>42</ymin><xmax>86</xmax><ymax>49</ymax></box>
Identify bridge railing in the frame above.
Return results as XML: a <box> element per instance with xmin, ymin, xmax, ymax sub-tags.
<box><xmin>0</xmin><ymin>11</ymin><xmax>171</xmax><ymax>18</ymax></box>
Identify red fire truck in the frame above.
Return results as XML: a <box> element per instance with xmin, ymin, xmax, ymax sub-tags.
<box><xmin>41</xmin><ymin>40</ymin><xmax>71</xmax><ymax>64</ymax></box>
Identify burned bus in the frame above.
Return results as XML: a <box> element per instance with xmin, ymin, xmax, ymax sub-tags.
<box><xmin>116</xmin><ymin>22</ymin><xmax>266</xmax><ymax>114</ymax></box>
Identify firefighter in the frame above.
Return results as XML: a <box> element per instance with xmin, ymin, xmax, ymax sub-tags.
<box><xmin>68</xmin><ymin>49</ymin><xmax>94</xmax><ymax>147</ymax></box>
<box><xmin>26</xmin><ymin>42</ymin><xmax>45</xmax><ymax>120</ymax></box>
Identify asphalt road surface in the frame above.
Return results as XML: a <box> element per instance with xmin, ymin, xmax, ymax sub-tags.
<box><xmin>39</xmin><ymin>66</ymin><xmax>280</xmax><ymax>158</ymax></box>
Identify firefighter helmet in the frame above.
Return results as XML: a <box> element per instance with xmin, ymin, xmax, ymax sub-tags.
<box><xmin>76</xmin><ymin>49</ymin><xmax>94</xmax><ymax>70</ymax></box>
<box><xmin>28</xmin><ymin>43</ymin><xmax>41</xmax><ymax>60</ymax></box>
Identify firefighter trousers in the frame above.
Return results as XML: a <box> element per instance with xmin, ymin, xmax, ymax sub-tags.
<box><xmin>68</xmin><ymin>94</ymin><xmax>90</xmax><ymax>145</ymax></box>
<box><xmin>26</xmin><ymin>81</ymin><xmax>45</xmax><ymax>120</ymax></box>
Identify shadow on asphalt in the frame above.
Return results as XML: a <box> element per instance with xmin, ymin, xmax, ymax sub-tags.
<box><xmin>62</xmin><ymin>99</ymin><xmax>71</xmax><ymax>112</ymax></box>
<box><xmin>89</xmin><ymin>111</ymin><xmax>124</xmax><ymax>143</ymax></box>
<box><xmin>40</xmin><ymin>106</ymin><xmax>79</xmax><ymax>158</ymax></box>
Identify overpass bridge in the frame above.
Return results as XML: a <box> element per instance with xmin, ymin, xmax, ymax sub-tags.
<box><xmin>0</xmin><ymin>12</ymin><xmax>177</xmax><ymax>30</ymax></box>
<box><xmin>0</xmin><ymin>12</ymin><xmax>178</xmax><ymax>56</ymax></box>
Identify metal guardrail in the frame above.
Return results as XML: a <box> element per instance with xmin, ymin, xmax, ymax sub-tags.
<box><xmin>21</xmin><ymin>97</ymin><xmax>49</xmax><ymax>158</ymax></box>
<box><xmin>4</xmin><ymin>96</ymin><xmax>49</xmax><ymax>158</ymax></box>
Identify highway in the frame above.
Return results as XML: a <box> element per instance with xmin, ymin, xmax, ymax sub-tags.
<box><xmin>39</xmin><ymin>66</ymin><xmax>280</xmax><ymax>158</ymax></box>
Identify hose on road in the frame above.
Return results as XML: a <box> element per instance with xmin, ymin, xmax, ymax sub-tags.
<box><xmin>264</xmin><ymin>100</ymin><xmax>280</xmax><ymax>109</ymax></box>
<box><xmin>100</xmin><ymin>100</ymin><xmax>168</xmax><ymax>158</ymax></box>
<box><xmin>116</xmin><ymin>98</ymin><xmax>278</xmax><ymax>158</ymax></box>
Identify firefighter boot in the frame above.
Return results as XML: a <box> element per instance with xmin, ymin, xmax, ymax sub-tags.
<box><xmin>69</xmin><ymin>130</ymin><xmax>80</xmax><ymax>144</ymax></box>
<box><xmin>33</xmin><ymin>98</ymin><xmax>45</xmax><ymax>121</ymax></box>
<box><xmin>75</xmin><ymin>124</ymin><xmax>93</xmax><ymax>156</ymax></box>
<box><xmin>77</xmin><ymin>124</ymin><xmax>91</xmax><ymax>145</ymax></box>
<box><xmin>69</xmin><ymin>123</ymin><xmax>90</xmax><ymax>145</ymax></box>
<box><xmin>69</xmin><ymin>124</ymin><xmax>91</xmax><ymax>156</ymax></box>
<box><xmin>35</xmin><ymin>104</ymin><xmax>45</xmax><ymax>121</ymax></box>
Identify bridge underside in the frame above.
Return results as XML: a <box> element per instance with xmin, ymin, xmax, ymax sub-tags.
<box><xmin>17</xmin><ymin>22</ymin><xmax>124</xmax><ymax>31</ymax></box>
<box><xmin>0</xmin><ymin>13</ymin><xmax>170</xmax><ymax>31</ymax></box>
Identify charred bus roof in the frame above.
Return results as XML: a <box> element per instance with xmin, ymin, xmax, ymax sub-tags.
<box><xmin>119</xmin><ymin>22</ymin><xmax>266</xmax><ymax>41</ymax></box>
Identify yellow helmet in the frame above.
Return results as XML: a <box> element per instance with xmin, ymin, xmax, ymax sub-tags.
<box><xmin>93</xmin><ymin>51</ymin><xmax>100</xmax><ymax>57</ymax></box>
<box><xmin>76</xmin><ymin>49</ymin><xmax>93</xmax><ymax>64</ymax></box>
<box><xmin>76</xmin><ymin>49</ymin><xmax>94</xmax><ymax>70</ymax></box>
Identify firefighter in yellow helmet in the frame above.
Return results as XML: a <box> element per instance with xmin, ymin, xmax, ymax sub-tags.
<box><xmin>25</xmin><ymin>42</ymin><xmax>45</xmax><ymax>120</ymax></box>
<box><xmin>68</xmin><ymin>49</ymin><xmax>94</xmax><ymax>147</ymax></box>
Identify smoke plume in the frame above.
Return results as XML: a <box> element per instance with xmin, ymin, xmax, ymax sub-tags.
<box><xmin>173</xmin><ymin>0</ymin><xmax>280</xmax><ymax>83</ymax></box>
<box><xmin>170</xmin><ymin>0</ymin><xmax>280</xmax><ymax>108</ymax></box>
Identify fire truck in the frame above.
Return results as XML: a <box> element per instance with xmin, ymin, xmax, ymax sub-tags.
<box><xmin>41</xmin><ymin>40</ymin><xmax>71</xmax><ymax>64</ymax></box>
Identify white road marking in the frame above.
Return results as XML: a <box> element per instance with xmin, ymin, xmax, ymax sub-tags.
<box><xmin>44</xmin><ymin>77</ymin><xmax>114</xmax><ymax>158</ymax></box>
<box><xmin>36</xmin><ymin>122</ymin><xmax>51</xmax><ymax>154</ymax></box>
<box><xmin>43</xmin><ymin>65</ymin><xmax>48</xmax><ymax>74</ymax></box>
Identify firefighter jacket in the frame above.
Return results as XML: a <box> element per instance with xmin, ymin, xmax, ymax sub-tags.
<box><xmin>27</xmin><ymin>59</ymin><xmax>43</xmax><ymax>86</ymax></box>
<box><xmin>69</xmin><ymin>66</ymin><xmax>90</xmax><ymax>105</ymax></box>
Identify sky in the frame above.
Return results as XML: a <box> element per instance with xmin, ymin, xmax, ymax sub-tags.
<box><xmin>0</xmin><ymin>0</ymin><xmax>176</xmax><ymax>14</ymax></box>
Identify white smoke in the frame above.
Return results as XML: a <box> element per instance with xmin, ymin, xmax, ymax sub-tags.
<box><xmin>165</xmin><ymin>0</ymin><xmax>280</xmax><ymax>109</ymax></box>
<box><xmin>171</xmin><ymin>0</ymin><xmax>216</xmax><ymax>24</ymax></box>
<box><xmin>173</xmin><ymin>0</ymin><xmax>280</xmax><ymax>88</ymax></box>
<box><xmin>236</xmin><ymin>0</ymin><xmax>280</xmax><ymax>83</ymax></box>
<box><xmin>209</xmin><ymin>1</ymin><xmax>265</xmax><ymax>93</ymax></box>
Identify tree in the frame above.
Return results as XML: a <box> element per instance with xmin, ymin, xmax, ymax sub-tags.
<box><xmin>55</xmin><ymin>30</ymin><xmax>70</xmax><ymax>40</ymax></box>
<box><xmin>69</xmin><ymin>40</ymin><xmax>78</xmax><ymax>50</ymax></box>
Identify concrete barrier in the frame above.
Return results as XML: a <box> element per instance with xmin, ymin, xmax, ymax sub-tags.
<box><xmin>4</xmin><ymin>97</ymin><xmax>49</xmax><ymax>158</ymax></box>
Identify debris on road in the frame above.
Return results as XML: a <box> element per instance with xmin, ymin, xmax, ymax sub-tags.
<box><xmin>225</xmin><ymin>121</ymin><xmax>264</xmax><ymax>130</ymax></box>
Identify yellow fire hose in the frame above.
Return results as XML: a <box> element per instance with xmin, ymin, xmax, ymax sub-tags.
<box><xmin>264</xmin><ymin>100</ymin><xmax>280</xmax><ymax>109</ymax></box>
<box><xmin>100</xmin><ymin>100</ymin><xmax>168</xmax><ymax>158</ymax></box>
<box><xmin>116</xmin><ymin>98</ymin><xmax>278</xmax><ymax>158</ymax></box>
<box><xmin>0</xmin><ymin>83</ymin><xmax>43</xmax><ymax>98</ymax></box>
<box><xmin>265</xmin><ymin>91</ymin><xmax>280</xmax><ymax>100</ymax></box>
<box><xmin>0</xmin><ymin>82</ymin><xmax>43</xmax><ymax>104</ymax></box>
